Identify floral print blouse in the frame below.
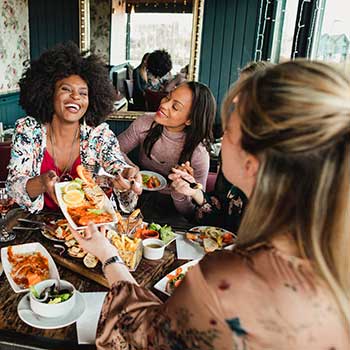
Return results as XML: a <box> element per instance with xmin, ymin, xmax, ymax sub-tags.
<box><xmin>146</xmin><ymin>71</ymin><xmax>172</xmax><ymax>92</ymax></box>
<box><xmin>194</xmin><ymin>169</ymin><xmax>247</xmax><ymax>234</ymax></box>
<box><xmin>96</xmin><ymin>243</ymin><xmax>349</xmax><ymax>349</ymax></box>
<box><xmin>6</xmin><ymin>116</ymin><xmax>134</xmax><ymax>213</ymax></box>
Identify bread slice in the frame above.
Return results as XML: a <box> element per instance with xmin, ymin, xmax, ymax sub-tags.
<box><xmin>83</xmin><ymin>185</ymin><xmax>105</xmax><ymax>208</ymax></box>
<box><xmin>83</xmin><ymin>253</ymin><xmax>98</xmax><ymax>268</ymax></box>
<box><xmin>68</xmin><ymin>245</ymin><xmax>86</xmax><ymax>258</ymax></box>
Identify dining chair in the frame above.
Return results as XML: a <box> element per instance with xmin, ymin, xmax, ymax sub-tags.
<box><xmin>144</xmin><ymin>89</ymin><xmax>168</xmax><ymax>112</ymax></box>
<box><xmin>0</xmin><ymin>140</ymin><xmax>11</xmax><ymax>181</ymax></box>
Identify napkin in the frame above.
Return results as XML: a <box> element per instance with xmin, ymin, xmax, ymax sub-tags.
<box><xmin>76</xmin><ymin>292</ymin><xmax>107</xmax><ymax>344</ymax></box>
<box><xmin>176</xmin><ymin>235</ymin><xmax>205</xmax><ymax>260</ymax></box>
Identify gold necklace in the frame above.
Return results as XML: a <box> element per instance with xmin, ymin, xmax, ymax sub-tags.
<box><xmin>49</xmin><ymin>124</ymin><xmax>79</xmax><ymax>181</ymax></box>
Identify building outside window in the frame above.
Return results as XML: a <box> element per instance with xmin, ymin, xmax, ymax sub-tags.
<box><xmin>311</xmin><ymin>0</ymin><xmax>350</xmax><ymax>74</ymax></box>
<box><xmin>129</xmin><ymin>13</ymin><xmax>193</xmax><ymax>73</ymax></box>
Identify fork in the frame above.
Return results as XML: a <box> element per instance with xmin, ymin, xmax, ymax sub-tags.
<box><xmin>97</xmin><ymin>165</ymin><xmax>132</xmax><ymax>179</ymax></box>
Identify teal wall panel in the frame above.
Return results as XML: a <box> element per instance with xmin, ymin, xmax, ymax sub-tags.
<box><xmin>199</xmin><ymin>0</ymin><xmax>261</xmax><ymax>131</ymax></box>
<box><xmin>28</xmin><ymin>0</ymin><xmax>79</xmax><ymax>59</ymax></box>
<box><xmin>0</xmin><ymin>92</ymin><xmax>25</xmax><ymax>128</ymax></box>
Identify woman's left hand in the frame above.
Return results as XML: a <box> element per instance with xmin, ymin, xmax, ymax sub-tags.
<box><xmin>71</xmin><ymin>223</ymin><xmax>118</xmax><ymax>263</ymax></box>
<box><xmin>111</xmin><ymin>167</ymin><xmax>142</xmax><ymax>195</ymax></box>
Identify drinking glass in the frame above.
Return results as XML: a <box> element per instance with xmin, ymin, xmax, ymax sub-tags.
<box><xmin>0</xmin><ymin>182</ymin><xmax>16</xmax><ymax>242</ymax></box>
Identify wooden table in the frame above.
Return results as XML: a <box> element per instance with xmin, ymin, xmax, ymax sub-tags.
<box><xmin>0</xmin><ymin>199</ymin><xmax>191</xmax><ymax>350</ymax></box>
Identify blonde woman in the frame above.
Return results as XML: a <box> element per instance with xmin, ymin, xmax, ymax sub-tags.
<box><xmin>73</xmin><ymin>60</ymin><xmax>349</xmax><ymax>349</ymax></box>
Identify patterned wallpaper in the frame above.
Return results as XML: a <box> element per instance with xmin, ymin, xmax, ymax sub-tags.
<box><xmin>90</xmin><ymin>0</ymin><xmax>111</xmax><ymax>64</ymax></box>
<box><xmin>0</xmin><ymin>0</ymin><xmax>30</xmax><ymax>94</ymax></box>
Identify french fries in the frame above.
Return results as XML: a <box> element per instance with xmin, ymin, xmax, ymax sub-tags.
<box><xmin>110</xmin><ymin>233</ymin><xmax>142</xmax><ymax>270</ymax></box>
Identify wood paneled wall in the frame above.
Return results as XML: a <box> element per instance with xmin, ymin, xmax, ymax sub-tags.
<box><xmin>199</xmin><ymin>0</ymin><xmax>261</xmax><ymax>130</ymax></box>
<box><xmin>0</xmin><ymin>93</ymin><xmax>25</xmax><ymax>128</ymax></box>
<box><xmin>28</xmin><ymin>0</ymin><xmax>79</xmax><ymax>60</ymax></box>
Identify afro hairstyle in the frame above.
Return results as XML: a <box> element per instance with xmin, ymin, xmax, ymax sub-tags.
<box><xmin>19</xmin><ymin>41</ymin><xmax>116</xmax><ymax>126</ymax></box>
<box><xmin>146</xmin><ymin>50</ymin><xmax>172</xmax><ymax>78</ymax></box>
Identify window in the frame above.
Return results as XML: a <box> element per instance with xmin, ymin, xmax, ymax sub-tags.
<box><xmin>270</xmin><ymin>0</ymin><xmax>300</xmax><ymax>63</ymax></box>
<box><xmin>128</xmin><ymin>13</ymin><xmax>193</xmax><ymax>72</ymax></box>
<box><xmin>311</xmin><ymin>0</ymin><xmax>350</xmax><ymax>74</ymax></box>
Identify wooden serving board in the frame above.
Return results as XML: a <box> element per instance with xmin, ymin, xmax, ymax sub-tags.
<box><xmin>48</xmin><ymin>248</ymin><xmax>175</xmax><ymax>289</ymax></box>
<box><xmin>25</xmin><ymin>212</ymin><xmax>176</xmax><ymax>289</ymax></box>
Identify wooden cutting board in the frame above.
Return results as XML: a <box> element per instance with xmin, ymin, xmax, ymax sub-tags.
<box><xmin>20</xmin><ymin>212</ymin><xmax>176</xmax><ymax>289</ymax></box>
<box><xmin>48</xmin><ymin>247</ymin><xmax>175</xmax><ymax>288</ymax></box>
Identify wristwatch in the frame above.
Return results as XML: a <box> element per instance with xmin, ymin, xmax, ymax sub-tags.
<box><xmin>102</xmin><ymin>255</ymin><xmax>124</xmax><ymax>271</ymax></box>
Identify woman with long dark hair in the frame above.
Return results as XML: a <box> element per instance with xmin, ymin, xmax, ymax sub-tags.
<box><xmin>118</xmin><ymin>81</ymin><xmax>216</xmax><ymax>214</ymax></box>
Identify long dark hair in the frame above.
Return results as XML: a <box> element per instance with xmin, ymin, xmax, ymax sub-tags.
<box><xmin>143</xmin><ymin>81</ymin><xmax>216</xmax><ymax>164</ymax></box>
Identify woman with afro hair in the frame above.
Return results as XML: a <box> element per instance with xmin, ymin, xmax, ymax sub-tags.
<box><xmin>145</xmin><ymin>49</ymin><xmax>173</xmax><ymax>92</ymax></box>
<box><xmin>7</xmin><ymin>41</ymin><xmax>141</xmax><ymax>213</ymax></box>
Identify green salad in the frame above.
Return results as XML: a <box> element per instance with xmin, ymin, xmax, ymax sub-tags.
<box><xmin>148</xmin><ymin>223</ymin><xmax>176</xmax><ymax>244</ymax></box>
<box><xmin>30</xmin><ymin>283</ymin><xmax>73</xmax><ymax>304</ymax></box>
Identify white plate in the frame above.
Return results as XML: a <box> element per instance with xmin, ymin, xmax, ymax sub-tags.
<box><xmin>162</xmin><ymin>233</ymin><xmax>179</xmax><ymax>246</ymax></box>
<box><xmin>55</xmin><ymin>181</ymin><xmax>118</xmax><ymax>230</ymax></box>
<box><xmin>140</xmin><ymin>170</ymin><xmax>167</xmax><ymax>191</ymax></box>
<box><xmin>0</xmin><ymin>242</ymin><xmax>60</xmax><ymax>293</ymax></box>
<box><xmin>18</xmin><ymin>291</ymin><xmax>85</xmax><ymax>329</ymax></box>
<box><xmin>153</xmin><ymin>259</ymin><xmax>200</xmax><ymax>296</ymax></box>
<box><xmin>186</xmin><ymin>226</ymin><xmax>236</xmax><ymax>249</ymax></box>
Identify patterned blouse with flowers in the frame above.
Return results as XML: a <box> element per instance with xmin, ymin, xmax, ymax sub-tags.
<box><xmin>96</xmin><ymin>243</ymin><xmax>349</xmax><ymax>349</ymax></box>
<box><xmin>194</xmin><ymin>169</ymin><xmax>248</xmax><ymax>235</ymax></box>
<box><xmin>6</xmin><ymin>116</ymin><xmax>135</xmax><ymax>213</ymax></box>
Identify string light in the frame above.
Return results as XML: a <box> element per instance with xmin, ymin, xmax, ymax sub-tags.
<box><xmin>292</xmin><ymin>0</ymin><xmax>312</xmax><ymax>59</ymax></box>
<box><xmin>306</xmin><ymin>0</ymin><xmax>324</xmax><ymax>57</ymax></box>
<box><xmin>254</xmin><ymin>0</ymin><xmax>272</xmax><ymax>61</ymax></box>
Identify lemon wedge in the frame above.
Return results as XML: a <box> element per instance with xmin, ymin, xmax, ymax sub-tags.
<box><xmin>63</xmin><ymin>182</ymin><xmax>82</xmax><ymax>193</ymax></box>
<box><xmin>62</xmin><ymin>189</ymin><xmax>85</xmax><ymax>207</ymax></box>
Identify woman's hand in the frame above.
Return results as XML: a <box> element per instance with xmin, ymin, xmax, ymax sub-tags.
<box><xmin>175</xmin><ymin>161</ymin><xmax>194</xmax><ymax>177</ymax></box>
<box><xmin>41</xmin><ymin>170</ymin><xmax>59</xmax><ymax>203</ymax></box>
<box><xmin>71</xmin><ymin>223</ymin><xmax>118</xmax><ymax>263</ymax></box>
<box><xmin>111</xmin><ymin>167</ymin><xmax>142</xmax><ymax>195</ymax></box>
<box><xmin>169</xmin><ymin>168</ymin><xmax>197</xmax><ymax>197</ymax></box>
<box><xmin>32</xmin><ymin>170</ymin><xmax>59</xmax><ymax>202</ymax></box>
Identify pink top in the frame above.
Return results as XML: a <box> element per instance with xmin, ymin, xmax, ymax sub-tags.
<box><xmin>96</xmin><ymin>243</ymin><xmax>349</xmax><ymax>349</ymax></box>
<box><xmin>117</xmin><ymin>113</ymin><xmax>210</xmax><ymax>215</ymax></box>
<box><xmin>40</xmin><ymin>149</ymin><xmax>81</xmax><ymax>210</ymax></box>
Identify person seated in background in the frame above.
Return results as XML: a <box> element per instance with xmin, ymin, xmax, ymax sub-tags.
<box><xmin>164</xmin><ymin>64</ymin><xmax>189</xmax><ymax>93</ymax></box>
<box><xmin>169</xmin><ymin>61</ymin><xmax>272</xmax><ymax>233</ymax></box>
<box><xmin>132</xmin><ymin>52</ymin><xmax>149</xmax><ymax>110</ymax></box>
<box><xmin>145</xmin><ymin>49</ymin><xmax>173</xmax><ymax>92</ymax></box>
<box><xmin>73</xmin><ymin>60</ymin><xmax>350</xmax><ymax>349</ymax></box>
<box><xmin>7</xmin><ymin>41</ymin><xmax>141</xmax><ymax>213</ymax></box>
<box><xmin>117</xmin><ymin>81</ymin><xmax>216</xmax><ymax>216</ymax></box>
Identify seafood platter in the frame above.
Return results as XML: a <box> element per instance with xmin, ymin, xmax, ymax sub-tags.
<box><xmin>54</xmin><ymin>165</ymin><xmax>118</xmax><ymax>230</ymax></box>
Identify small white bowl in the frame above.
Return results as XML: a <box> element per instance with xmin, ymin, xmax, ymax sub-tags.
<box><xmin>30</xmin><ymin>279</ymin><xmax>76</xmax><ymax>318</ymax></box>
<box><xmin>143</xmin><ymin>238</ymin><xmax>165</xmax><ymax>260</ymax></box>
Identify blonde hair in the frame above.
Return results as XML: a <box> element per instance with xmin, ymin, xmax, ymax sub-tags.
<box><xmin>239</xmin><ymin>60</ymin><xmax>273</xmax><ymax>76</ymax></box>
<box><xmin>222</xmin><ymin>60</ymin><xmax>350</xmax><ymax>329</ymax></box>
